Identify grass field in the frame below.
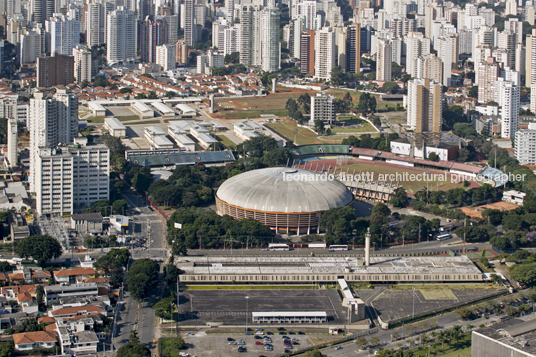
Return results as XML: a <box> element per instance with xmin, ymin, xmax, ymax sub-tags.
<box><xmin>117</xmin><ymin>115</ymin><xmax>142</xmax><ymax>121</ymax></box>
<box><xmin>86</xmin><ymin>117</ymin><xmax>104</xmax><ymax>123</ymax></box>
<box><xmin>123</xmin><ymin>119</ymin><xmax>161</xmax><ymax>125</ymax></box>
<box><xmin>330</xmin><ymin>161</ymin><xmax>456</xmax><ymax>193</ymax></box>
<box><xmin>326</xmin><ymin>89</ymin><xmax>404</xmax><ymax>111</ymax></box>
<box><xmin>333</xmin><ymin>117</ymin><xmax>377</xmax><ymax>133</ymax></box>
<box><xmin>222</xmin><ymin>109</ymin><xmax>289</xmax><ymax>119</ymax></box>
<box><xmin>216</xmin><ymin>134</ymin><xmax>237</xmax><ymax>149</ymax></box>
<box><xmin>267</xmin><ymin>119</ymin><xmax>322</xmax><ymax>145</ymax></box>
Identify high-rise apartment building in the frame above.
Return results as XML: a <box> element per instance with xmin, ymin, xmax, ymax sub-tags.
<box><xmin>309</xmin><ymin>93</ymin><xmax>336</xmax><ymax>126</ymax></box>
<box><xmin>300</xmin><ymin>30</ymin><xmax>315</xmax><ymax>75</ymax></box>
<box><xmin>36</xmin><ymin>54</ymin><xmax>75</xmax><ymax>88</ymax></box>
<box><xmin>239</xmin><ymin>5</ymin><xmax>253</xmax><ymax>66</ymax></box>
<box><xmin>436</xmin><ymin>34</ymin><xmax>458</xmax><ymax>86</ymax></box>
<box><xmin>32</xmin><ymin>0</ymin><xmax>54</xmax><ymax>26</ymax></box>
<box><xmin>224</xmin><ymin>24</ymin><xmax>240</xmax><ymax>56</ymax></box>
<box><xmin>515</xmin><ymin>123</ymin><xmax>536</xmax><ymax>165</ymax></box>
<box><xmin>29</xmin><ymin>90</ymin><xmax>78</xmax><ymax>193</ymax></box>
<box><xmin>376</xmin><ymin>39</ymin><xmax>392</xmax><ymax>81</ymax></box>
<box><xmin>314</xmin><ymin>27</ymin><xmax>335</xmax><ymax>80</ymax></box>
<box><xmin>346</xmin><ymin>24</ymin><xmax>361</xmax><ymax>74</ymax></box>
<box><xmin>20</xmin><ymin>29</ymin><xmax>43</xmax><ymax>63</ymax></box>
<box><xmin>405</xmin><ymin>32</ymin><xmax>430</xmax><ymax>78</ymax></box>
<box><xmin>176</xmin><ymin>39</ymin><xmax>189</xmax><ymax>66</ymax></box>
<box><xmin>106</xmin><ymin>6</ymin><xmax>136</xmax><ymax>64</ymax></box>
<box><xmin>47</xmin><ymin>13</ymin><xmax>80</xmax><ymax>56</ymax></box>
<box><xmin>7</xmin><ymin>118</ymin><xmax>17</xmax><ymax>167</ymax></box>
<box><xmin>35</xmin><ymin>142</ymin><xmax>110</xmax><ymax>215</ymax></box>
<box><xmin>184</xmin><ymin>0</ymin><xmax>194</xmax><ymax>46</ymax></box>
<box><xmin>261</xmin><ymin>7</ymin><xmax>280</xmax><ymax>72</ymax></box>
<box><xmin>477</xmin><ymin>57</ymin><xmax>500</xmax><ymax>104</ymax></box>
<box><xmin>500</xmin><ymin>81</ymin><xmax>520</xmax><ymax>139</ymax></box>
<box><xmin>156</xmin><ymin>43</ymin><xmax>176</xmax><ymax>70</ymax></box>
<box><xmin>407</xmin><ymin>78</ymin><xmax>442</xmax><ymax>132</ymax></box>
<box><xmin>73</xmin><ymin>44</ymin><xmax>92</xmax><ymax>83</ymax></box>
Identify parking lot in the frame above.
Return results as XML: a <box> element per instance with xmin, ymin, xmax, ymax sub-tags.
<box><xmin>182</xmin><ymin>330</ymin><xmax>314</xmax><ymax>357</ymax></box>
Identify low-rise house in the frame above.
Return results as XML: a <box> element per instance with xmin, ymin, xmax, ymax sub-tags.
<box><xmin>53</xmin><ymin>268</ymin><xmax>95</xmax><ymax>284</ymax></box>
<box><xmin>49</xmin><ymin>304</ymin><xmax>106</xmax><ymax>318</ymax></box>
<box><xmin>8</xmin><ymin>268</ymin><xmax>51</xmax><ymax>284</ymax></box>
<box><xmin>13</xmin><ymin>331</ymin><xmax>57</xmax><ymax>351</ymax></box>
<box><xmin>502</xmin><ymin>190</ymin><xmax>526</xmax><ymax>205</ymax></box>
<box><xmin>44</xmin><ymin>283</ymin><xmax>98</xmax><ymax>305</ymax></box>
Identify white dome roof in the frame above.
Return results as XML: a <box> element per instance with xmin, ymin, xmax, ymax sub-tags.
<box><xmin>216</xmin><ymin>167</ymin><xmax>354</xmax><ymax>213</ymax></box>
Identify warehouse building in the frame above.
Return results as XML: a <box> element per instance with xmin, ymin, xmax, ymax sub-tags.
<box><xmin>104</xmin><ymin>117</ymin><xmax>126</xmax><ymax>138</ymax></box>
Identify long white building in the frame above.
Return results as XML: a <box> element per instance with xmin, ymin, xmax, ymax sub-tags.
<box><xmin>261</xmin><ymin>7</ymin><xmax>280</xmax><ymax>72</ymax></box>
<box><xmin>515</xmin><ymin>123</ymin><xmax>536</xmax><ymax>165</ymax></box>
<box><xmin>376</xmin><ymin>39</ymin><xmax>392</xmax><ymax>81</ymax></box>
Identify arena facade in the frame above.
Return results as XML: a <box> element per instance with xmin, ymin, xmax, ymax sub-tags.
<box><xmin>215</xmin><ymin>167</ymin><xmax>354</xmax><ymax>234</ymax></box>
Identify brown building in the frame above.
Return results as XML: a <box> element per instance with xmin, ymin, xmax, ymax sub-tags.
<box><xmin>347</xmin><ymin>23</ymin><xmax>361</xmax><ymax>74</ymax></box>
<box><xmin>176</xmin><ymin>39</ymin><xmax>189</xmax><ymax>66</ymax></box>
<box><xmin>36</xmin><ymin>54</ymin><xmax>75</xmax><ymax>88</ymax></box>
<box><xmin>300</xmin><ymin>30</ymin><xmax>315</xmax><ymax>75</ymax></box>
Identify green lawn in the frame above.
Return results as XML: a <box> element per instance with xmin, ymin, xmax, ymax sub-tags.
<box><xmin>267</xmin><ymin>119</ymin><xmax>323</xmax><ymax>145</ymax></box>
<box><xmin>332</xmin><ymin>117</ymin><xmax>377</xmax><ymax>133</ymax></box>
<box><xmin>440</xmin><ymin>347</ymin><xmax>471</xmax><ymax>357</ymax></box>
<box><xmin>117</xmin><ymin>115</ymin><xmax>143</xmax><ymax>121</ymax></box>
<box><xmin>159</xmin><ymin>337</ymin><xmax>185</xmax><ymax>357</ymax></box>
<box><xmin>222</xmin><ymin>110</ymin><xmax>288</xmax><ymax>119</ymax></box>
<box><xmin>216</xmin><ymin>134</ymin><xmax>237</xmax><ymax>149</ymax></box>
<box><xmin>398</xmin><ymin>333</ymin><xmax>471</xmax><ymax>357</ymax></box>
<box><xmin>86</xmin><ymin>117</ymin><xmax>104</xmax><ymax>123</ymax></box>
<box><xmin>123</xmin><ymin>119</ymin><xmax>161</xmax><ymax>125</ymax></box>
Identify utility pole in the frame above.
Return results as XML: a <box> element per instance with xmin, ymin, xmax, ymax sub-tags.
<box><xmin>176</xmin><ymin>275</ymin><xmax>179</xmax><ymax>337</ymax></box>
<box><xmin>463</xmin><ymin>218</ymin><xmax>467</xmax><ymax>254</ymax></box>
<box><xmin>418</xmin><ymin>223</ymin><xmax>421</xmax><ymax>244</ymax></box>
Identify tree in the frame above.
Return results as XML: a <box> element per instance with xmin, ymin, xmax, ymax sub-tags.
<box><xmin>428</xmin><ymin>152</ymin><xmax>440</xmax><ymax>161</ymax></box>
<box><xmin>15</xmin><ymin>235</ymin><xmax>63</xmax><ymax>266</ymax></box>
<box><xmin>468</xmin><ymin>86</ymin><xmax>478</xmax><ymax>98</ymax></box>
<box><xmin>117</xmin><ymin>330</ymin><xmax>151</xmax><ymax>357</ymax></box>
<box><xmin>373</xmin><ymin>117</ymin><xmax>382</xmax><ymax>127</ymax></box>
<box><xmin>482</xmin><ymin>209</ymin><xmax>503</xmax><ymax>225</ymax></box>
<box><xmin>330</xmin><ymin>66</ymin><xmax>348</xmax><ymax>86</ymax></box>
<box><xmin>503</xmin><ymin>214</ymin><xmax>529</xmax><ymax>231</ymax></box>
<box><xmin>357</xmin><ymin>93</ymin><xmax>377</xmax><ymax>115</ymax></box>
<box><xmin>314</xmin><ymin>119</ymin><xmax>325</xmax><ymax>134</ymax></box>
<box><xmin>372</xmin><ymin>202</ymin><xmax>391</xmax><ymax>217</ymax></box>
<box><xmin>224</xmin><ymin>52</ymin><xmax>240</xmax><ymax>64</ymax></box>
<box><xmin>126</xmin><ymin>259</ymin><xmax>159</xmax><ymax>301</ymax></box>
<box><xmin>112</xmin><ymin>199</ymin><xmax>128</xmax><ymax>214</ymax></box>
<box><xmin>380</xmin><ymin>81</ymin><xmax>399</xmax><ymax>93</ymax></box>
<box><xmin>490</xmin><ymin>274</ymin><xmax>502</xmax><ymax>285</ymax></box>
<box><xmin>389</xmin><ymin>187</ymin><xmax>408</xmax><ymax>208</ymax></box>
<box><xmin>509</xmin><ymin>263</ymin><xmax>536</xmax><ymax>287</ymax></box>
<box><xmin>0</xmin><ymin>261</ymin><xmax>11</xmax><ymax>272</ymax></box>
<box><xmin>367</xmin><ymin>71</ymin><xmax>376</xmax><ymax>80</ymax></box>
<box><xmin>309</xmin><ymin>349</ymin><xmax>327</xmax><ymax>357</ymax></box>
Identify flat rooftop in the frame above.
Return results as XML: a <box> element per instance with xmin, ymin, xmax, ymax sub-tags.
<box><xmin>176</xmin><ymin>256</ymin><xmax>481</xmax><ymax>276</ymax></box>
<box><xmin>473</xmin><ymin>316</ymin><xmax>536</xmax><ymax>356</ymax></box>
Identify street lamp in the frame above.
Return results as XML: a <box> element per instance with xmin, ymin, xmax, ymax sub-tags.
<box><xmin>245</xmin><ymin>296</ymin><xmax>250</xmax><ymax>334</ymax></box>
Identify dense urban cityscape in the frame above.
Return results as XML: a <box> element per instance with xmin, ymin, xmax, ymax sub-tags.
<box><xmin>0</xmin><ymin>0</ymin><xmax>534</xmax><ymax>355</ymax></box>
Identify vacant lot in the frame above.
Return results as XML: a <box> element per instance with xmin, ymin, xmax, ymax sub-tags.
<box><xmin>267</xmin><ymin>119</ymin><xmax>322</xmax><ymax>145</ymax></box>
<box><xmin>332</xmin><ymin>117</ymin><xmax>377</xmax><ymax>133</ymax></box>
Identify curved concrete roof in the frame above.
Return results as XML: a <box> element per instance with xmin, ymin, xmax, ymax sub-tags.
<box><xmin>216</xmin><ymin>167</ymin><xmax>353</xmax><ymax>213</ymax></box>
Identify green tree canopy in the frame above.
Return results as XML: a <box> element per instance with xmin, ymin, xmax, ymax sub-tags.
<box><xmin>15</xmin><ymin>235</ymin><xmax>63</xmax><ymax>266</ymax></box>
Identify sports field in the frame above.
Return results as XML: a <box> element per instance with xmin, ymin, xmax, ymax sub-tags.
<box><xmin>324</xmin><ymin>160</ymin><xmax>462</xmax><ymax>193</ymax></box>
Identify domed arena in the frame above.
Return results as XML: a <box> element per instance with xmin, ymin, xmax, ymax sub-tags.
<box><xmin>215</xmin><ymin>167</ymin><xmax>354</xmax><ymax>234</ymax></box>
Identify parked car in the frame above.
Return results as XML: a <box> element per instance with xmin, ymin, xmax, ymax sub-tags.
<box><xmin>228</xmin><ymin>341</ymin><xmax>237</xmax><ymax>345</ymax></box>
<box><xmin>255</xmin><ymin>341</ymin><xmax>263</xmax><ymax>345</ymax></box>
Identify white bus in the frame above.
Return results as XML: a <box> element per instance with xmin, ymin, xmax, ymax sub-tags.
<box><xmin>329</xmin><ymin>245</ymin><xmax>349</xmax><ymax>251</ymax></box>
<box><xmin>436</xmin><ymin>233</ymin><xmax>451</xmax><ymax>241</ymax></box>
<box><xmin>269</xmin><ymin>243</ymin><xmax>290</xmax><ymax>251</ymax></box>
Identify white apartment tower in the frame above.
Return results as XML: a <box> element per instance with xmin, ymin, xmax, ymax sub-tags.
<box><xmin>436</xmin><ymin>34</ymin><xmax>458</xmax><ymax>86</ymax></box>
<box><xmin>515</xmin><ymin>123</ymin><xmax>536</xmax><ymax>165</ymax></box>
<box><xmin>73</xmin><ymin>44</ymin><xmax>92</xmax><ymax>83</ymax></box>
<box><xmin>106</xmin><ymin>7</ymin><xmax>136</xmax><ymax>65</ymax></box>
<box><xmin>500</xmin><ymin>81</ymin><xmax>520</xmax><ymax>139</ymax></box>
<box><xmin>156</xmin><ymin>43</ymin><xmax>176</xmax><ymax>70</ymax></box>
<box><xmin>47</xmin><ymin>13</ymin><xmax>80</xmax><ymax>56</ymax></box>
<box><xmin>405</xmin><ymin>32</ymin><xmax>430</xmax><ymax>78</ymax></box>
<box><xmin>7</xmin><ymin>118</ymin><xmax>17</xmax><ymax>167</ymax></box>
<box><xmin>478</xmin><ymin>57</ymin><xmax>500</xmax><ymax>104</ymax></box>
<box><xmin>309</xmin><ymin>93</ymin><xmax>336</xmax><ymax>126</ymax></box>
<box><xmin>29</xmin><ymin>90</ymin><xmax>78</xmax><ymax>193</ymax></box>
<box><xmin>376</xmin><ymin>39</ymin><xmax>392</xmax><ymax>81</ymax></box>
<box><xmin>35</xmin><ymin>143</ymin><xmax>110</xmax><ymax>215</ymax></box>
<box><xmin>20</xmin><ymin>29</ymin><xmax>43</xmax><ymax>64</ymax></box>
<box><xmin>239</xmin><ymin>5</ymin><xmax>253</xmax><ymax>66</ymax></box>
<box><xmin>314</xmin><ymin>27</ymin><xmax>335</xmax><ymax>80</ymax></box>
<box><xmin>261</xmin><ymin>7</ymin><xmax>280</xmax><ymax>72</ymax></box>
